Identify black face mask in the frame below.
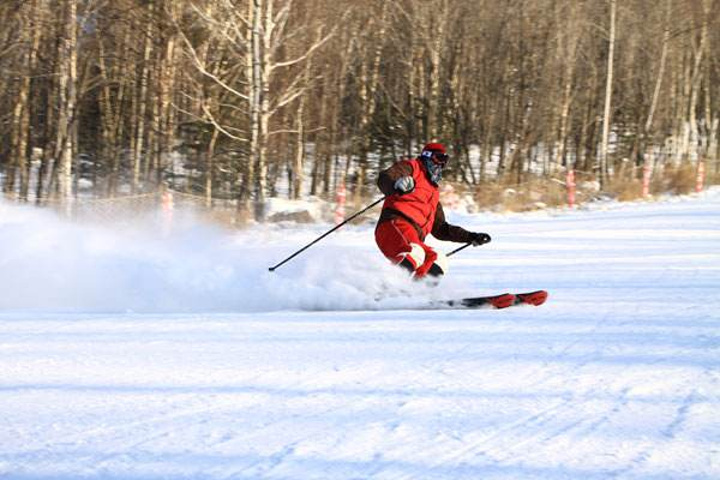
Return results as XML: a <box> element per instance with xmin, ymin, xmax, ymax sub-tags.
<box><xmin>420</xmin><ymin>150</ymin><xmax>448</xmax><ymax>184</ymax></box>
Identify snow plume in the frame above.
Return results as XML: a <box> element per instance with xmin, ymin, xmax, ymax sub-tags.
<box><xmin>0</xmin><ymin>200</ymin><xmax>427</xmax><ymax>313</ymax></box>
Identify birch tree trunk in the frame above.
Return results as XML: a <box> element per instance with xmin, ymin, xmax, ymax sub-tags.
<box><xmin>132</xmin><ymin>4</ymin><xmax>154</xmax><ymax>193</ymax></box>
<box><xmin>686</xmin><ymin>0</ymin><xmax>710</xmax><ymax>162</ymax></box>
<box><xmin>36</xmin><ymin>47</ymin><xmax>56</xmax><ymax>205</ymax></box>
<box><xmin>249</xmin><ymin>0</ymin><xmax>264</xmax><ymax>217</ymax></box>
<box><xmin>53</xmin><ymin>0</ymin><xmax>78</xmax><ymax>211</ymax></box>
<box><xmin>157</xmin><ymin>3</ymin><xmax>178</xmax><ymax>186</ymax></box>
<box><xmin>555</xmin><ymin>2</ymin><xmax>580</xmax><ymax>171</ymax></box>
<box><xmin>645</xmin><ymin>0</ymin><xmax>671</xmax><ymax>135</ymax></box>
<box><xmin>257</xmin><ymin>0</ymin><xmax>276</xmax><ymax>216</ymax></box>
<box><xmin>8</xmin><ymin>0</ymin><xmax>41</xmax><ymax>201</ymax></box>
<box><xmin>599</xmin><ymin>0</ymin><xmax>616</xmax><ymax>188</ymax></box>
<box><xmin>205</xmin><ymin>129</ymin><xmax>219</xmax><ymax>207</ymax></box>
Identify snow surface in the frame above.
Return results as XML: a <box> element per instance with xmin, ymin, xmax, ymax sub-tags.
<box><xmin>1</xmin><ymin>190</ymin><xmax>719</xmax><ymax>479</ymax></box>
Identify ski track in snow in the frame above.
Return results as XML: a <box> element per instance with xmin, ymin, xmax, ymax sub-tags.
<box><xmin>1</xmin><ymin>190</ymin><xmax>719</xmax><ymax>479</ymax></box>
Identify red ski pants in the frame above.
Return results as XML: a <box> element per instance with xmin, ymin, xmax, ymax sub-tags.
<box><xmin>375</xmin><ymin>218</ymin><xmax>438</xmax><ymax>278</ymax></box>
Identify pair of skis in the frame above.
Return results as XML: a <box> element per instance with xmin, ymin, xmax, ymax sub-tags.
<box><xmin>438</xmin><ymin>290</ymin><xmax>548</xmax><ymax>309</ymax></box>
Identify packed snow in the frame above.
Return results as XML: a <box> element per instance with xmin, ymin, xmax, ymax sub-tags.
<box><xmin>1</xmin><ymin>190</ymin><xmax>719</xmax><ymax>479</ymax></box>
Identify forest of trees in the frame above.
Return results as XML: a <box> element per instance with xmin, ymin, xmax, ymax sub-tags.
<box><xmin>1</xmin><ymin>0</ymin><xmax>718</xmax><ymax>219</ymax></box>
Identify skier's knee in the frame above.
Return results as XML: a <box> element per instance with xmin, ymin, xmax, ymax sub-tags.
<box><xmin>414</xmin><ymin>248</ymin><xmax>447</xmax><ymax>279</ymax></box>
<box><xmin>398</xmin><ymin>243</ymin><xmax>425</xmax><ymax>271</ymax></box>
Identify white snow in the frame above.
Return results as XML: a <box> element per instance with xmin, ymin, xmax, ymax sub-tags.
<box><xmin>1</xmin><ymin>190</ymin><xmax>719</xmax><ymax>479</ymax></box>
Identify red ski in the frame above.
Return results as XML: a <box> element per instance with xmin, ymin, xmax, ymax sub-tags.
<box><xmin>441</xmin><ymin>290</ymin><xmax>548</xmax><ymax>309</ymax></box>
<box><xmin>514</xmin><ymin>290</ymin><xmax>548</xmax><ymax>307</ymax></box>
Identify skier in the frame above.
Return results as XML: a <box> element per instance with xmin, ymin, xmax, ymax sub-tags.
<box><xmin>375</xmin><ymin>142</ymin><xmax>492</xmax><ymax>279</ymax></box>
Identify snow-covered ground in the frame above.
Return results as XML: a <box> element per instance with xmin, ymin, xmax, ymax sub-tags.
<box><xmin>1</xmin><ymin>190</ymin><xmax>719</xmax><ymax>479</ymax></box>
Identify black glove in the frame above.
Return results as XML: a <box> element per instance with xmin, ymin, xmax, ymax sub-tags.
<box><xmin>393</xmin><ymin>176</ymin><xmax>415</xmax><ymax>195</ymax></box>
<box><xmin>470</xmin><ymin>232</ymin><xmax>491</xmax><ymax>246</ymax></box>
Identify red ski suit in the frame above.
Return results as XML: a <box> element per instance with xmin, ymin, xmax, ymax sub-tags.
<box><xmin>375</xmin><ymin>158</ymin><xmax>475</xmax><ymax>277</ymax></box>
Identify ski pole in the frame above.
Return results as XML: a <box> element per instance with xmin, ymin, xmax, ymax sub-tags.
<box><xmin>447</xmin><ymin>234</ymin><xmax>493</xmax><ymax>257</ymax></box>
<box><xmin>268</xmin><ymin>196</ymin><xmax>387</xmax><ymax>272</ymax></box>
<box><xmin>446</xmin><ymin>242</ymin><xmax>472</xmax><ymax>257</ymax></box>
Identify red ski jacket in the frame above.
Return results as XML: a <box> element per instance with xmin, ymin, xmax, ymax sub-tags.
<box><xmin>376</xmin><ymin>158</ymin><xmax>474</xmax><ymax>243</ymax></box>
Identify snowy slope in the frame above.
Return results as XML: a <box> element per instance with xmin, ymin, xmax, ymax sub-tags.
<box><xmin>0</xmin><ymin>190</ymin><xmax>719</xmax><ymax>479</ymax></box>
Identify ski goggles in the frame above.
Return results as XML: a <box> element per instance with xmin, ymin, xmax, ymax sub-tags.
<box><xmin>421</xmin><ymin>150</ymin><xmax>449</xmax><ymax>166</ymax></box>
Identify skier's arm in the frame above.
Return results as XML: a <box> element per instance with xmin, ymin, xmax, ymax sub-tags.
<box><xmin>432</xmin><ymin>202</ymin><xmax>488</xmax><ymax>244</ymax></box>
<box><xmin>377</xmin><ymin>161</ymin><xmax>414</xmax><ymax>196</ymax></box>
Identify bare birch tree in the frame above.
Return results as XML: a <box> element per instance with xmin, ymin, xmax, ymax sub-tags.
<box><xmin>599</xmin><ymin>0</ymin><xmax>616</xmax><ymax>187</ymax></box>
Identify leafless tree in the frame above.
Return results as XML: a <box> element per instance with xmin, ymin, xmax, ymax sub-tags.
<box><xmin>1</xmin><ymin>0</ymin><xmax>718</xmax><ymax>212</ymax></box>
